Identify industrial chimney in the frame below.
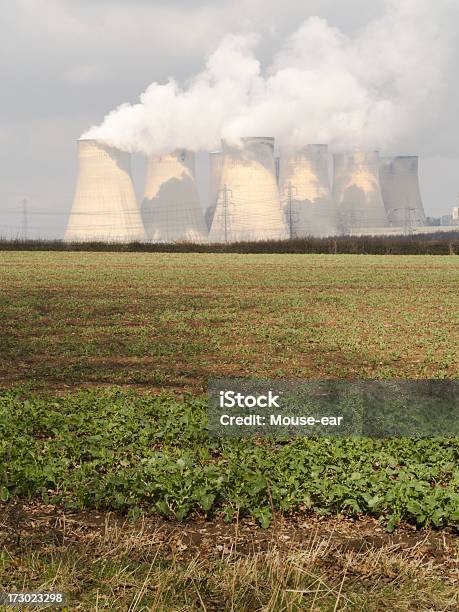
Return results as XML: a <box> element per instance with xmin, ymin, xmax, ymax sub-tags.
<box><xmin>208</xmin><ymin>137</ymin><xmax>288</xmax><ymax>243</ymax></box>
<box><xmin>379</xmin><ymin>156</ymin><xmax>426</xmax><ymax>228</ymax></box>
<box><xmin>141</xmin><ymin>150</ymin><xmax>208</xmax><ymax>243</ymax></box>
<box><xmin>332</xmin><ymin>151</ymin><xmax>389</xmax><ymax>232</ymax></box>
<box><xmin>279</xmin><ymin>144</ymin><xmax>339</xmax><ymax>237</ymax></box>
<box><xmin>205</xmin><ymin>151</ymin><xmax>223</xmax><ymax>230</ymax></box>
<box><xmin>65</xmin><ymin>139</ymin><xmax>146</xmax><ymax>242</ymax></box>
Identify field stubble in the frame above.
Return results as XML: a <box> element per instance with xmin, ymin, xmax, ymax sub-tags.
<box><xmin>1</xmin><ymin>504</ymin><xmax>458</xmax><ymax>611</ymax></box>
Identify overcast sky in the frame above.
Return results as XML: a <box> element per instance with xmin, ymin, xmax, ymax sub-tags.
<box><xmin>1</xmin><ymin>0</ymin><xmax>458</xmax><ymax>238</ymax></box>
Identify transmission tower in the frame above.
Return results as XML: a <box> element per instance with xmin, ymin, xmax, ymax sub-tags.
<box><xmin>217</xmin><ymin>184</ymin><xmax>233</xmax><ymax>243</ymax></box>
<box><xmin>404</xmin><ymin>207</ymin><xmax>416</xmax><ymax>235</ymax></box>
<box><xmin>283</xmin><ymin>182</ymin><xmax>298</xmax><ymax>240</ymax></box>
<box><xmin>392</xmin><ymin>205</ymin><xmax>416</xmax><ymax>235</ymax></box>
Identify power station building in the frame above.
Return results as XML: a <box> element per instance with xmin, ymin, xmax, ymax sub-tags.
<box><xmin>65</xmin><ymin>139</ymin><xmax>146</xmax><ymax>242</ymax></box>
<box><xmin>278</xmin><ymin>144</ymin><xmax>339</xmax><ymax>237</ymax></box>
<box><xmin>141</xmin><ymin>150</ymin><xmax>207</xmax><ymax>243</ymax></box>
<box><xmin>333</xmin><ymin>150</ymin><xmax>389</xmax><ymax>232</ymax></box>
<box><xmin>379</xmin><ymin>156</ymin><xmax>426</xmax><ymax>227</ymax></box>
<box><xmin>65</xmin><ymin>135</ymin><xmax>436</xmax><ymax>243</ymax></box>
<box><xmin>208</xmin><ymin>137</ymin><xmax>288</xmax><ymax>243</ymax></box>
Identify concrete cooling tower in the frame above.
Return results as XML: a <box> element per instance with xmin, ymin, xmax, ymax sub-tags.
<box><xmin>333</xmin><ymin>151</ymin><xmax>389</xmax><ymax>232</ymax></box>
<box><xmin>141</xmin><ymin>150</ymin><xmax>207</xmax><ymax>243</ymax></box>
<box><xmin>65</xmin><ymin>139</ymin><xmax>146</xmax><ymax>242</ymax></box>
<box><xmin>208</xmin><ymin>137</ymin><xmax>288</xmax><ymax>243</ymax></box>
<box><xmin>379</xmin><ymin>156</ymin><xmax>426</xmax><ymax>227</ymax></box>
<box><xmin>205</xmin><ymin>151</ymin><xmax>223</xmax><ymax>230</ymax></box>
<box><xmin>278</xmin><ymin>144</ymin><xmax>339</xmax><ymax>237</ymax></box>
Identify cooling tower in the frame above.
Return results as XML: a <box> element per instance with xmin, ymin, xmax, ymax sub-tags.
<box><xmin>141</xmin><ymin>150</ymin><xmax>207</xmax><ymax>243</ymax></box>
<box><xmin>279</xmin><ymin>144</ymin><xmax>339</xmax><ymax>237</ymax></box>
<box><xmin>333</xmin><ymin>151</ymin><xmax>389</xmax><ymax>232</ymax></box>
<box><xmin>379</xmin><ymin>156</ymin><xmax>426</xmax><ymax>227</ymax></box>
<box><xmin>65</xmin><ymin>139</ymin><xmax>146</xmax><ymax>242</ymax></box>
<box><xmin>208</xmin><ymin>137</ymin><xmax>288</xmax><ymax>243</ymax></box>
<box><xmin>205</xmin><ymin>151</ymin><xmax>223</xmax><ymax>230</ymax></box>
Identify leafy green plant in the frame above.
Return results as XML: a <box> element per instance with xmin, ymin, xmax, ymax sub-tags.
<box><xmin>1</xmin><ymin>389</ymin><xmax>458</xmax><ymax>531</ymax></box>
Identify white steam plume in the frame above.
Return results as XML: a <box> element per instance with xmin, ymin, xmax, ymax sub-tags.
<box><xmin>83</xmin><ymin>0</ymin><xmax>456</xmax><ymax>155</ymax></box>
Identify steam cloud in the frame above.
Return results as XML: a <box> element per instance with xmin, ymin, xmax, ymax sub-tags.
<box><xmin>83</xmin><ymin>0</ymin><xmax>455</xmax><ymax>155</ymax></box>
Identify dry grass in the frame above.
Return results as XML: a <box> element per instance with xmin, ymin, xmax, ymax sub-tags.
<box><xmin>1</xmin><ymin>508</ymin><xmax>458</xmax><ymax>611</ymax></box>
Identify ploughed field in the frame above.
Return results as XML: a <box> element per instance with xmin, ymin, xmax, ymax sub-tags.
<box><xmin>0</xmin><ymin>252</ymin><xmax>457</xmax><ymax>388</ymax></box>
